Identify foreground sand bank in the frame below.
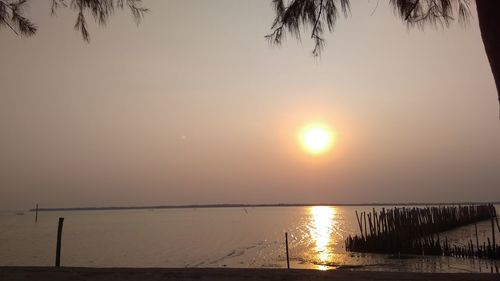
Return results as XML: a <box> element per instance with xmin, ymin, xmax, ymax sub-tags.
<box><xmin>1</xmin><ymin>267</ymin><xmax>499</xmax><ymax>281</ymax></box>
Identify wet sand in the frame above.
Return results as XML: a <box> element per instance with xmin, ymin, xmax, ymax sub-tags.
<box><xmin>1</xmin><ymin>267</ymin><xmax>499</xmax><ymax>281</ymax></box>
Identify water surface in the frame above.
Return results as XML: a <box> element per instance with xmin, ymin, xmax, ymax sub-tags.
<box><xmin>0</xmin><ymin>206</ymin><xmax>498</xmax><ymax>272</ymax></box>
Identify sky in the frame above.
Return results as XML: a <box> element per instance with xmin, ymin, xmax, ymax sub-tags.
<box><xmin>1</xmin><ymin>0</ymin><xmax>499</xmax><ymax>210</ymax></box>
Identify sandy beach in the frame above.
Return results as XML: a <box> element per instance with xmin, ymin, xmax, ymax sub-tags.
<box><xmin>1</xmin><ymin>267</ymin><xmax>499</xmax><ymax>281</ymax></box>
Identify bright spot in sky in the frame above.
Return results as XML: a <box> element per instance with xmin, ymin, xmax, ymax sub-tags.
<box><xmin>300</xmin><ymin>124</ymin><xmax>334</xmax><ymax>155</ymax></box>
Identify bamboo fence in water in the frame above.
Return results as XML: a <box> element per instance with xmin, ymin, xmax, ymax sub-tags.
<box><xmin>345</xmin><ymin>204</ymin><xmax>500</xmax><ymax>260</ymax></box>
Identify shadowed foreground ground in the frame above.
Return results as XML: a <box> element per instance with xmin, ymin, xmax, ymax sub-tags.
<box><xmin>1</xmin><ymin>267</ymin><xmax>499</xmax><ymax>281</ymax></box>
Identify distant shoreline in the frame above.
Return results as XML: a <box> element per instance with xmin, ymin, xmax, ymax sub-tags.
<box><xmin>28</xmin><ymin>202</ymin><xmax>500</xmax><ymax>212</ymax></box>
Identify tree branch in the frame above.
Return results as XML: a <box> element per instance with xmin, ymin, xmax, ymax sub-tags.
<box><xmin>3</xmin><ymin>17</ymin><xmax>19</xmax><ymax>35</ymax></box>
<box><xmin>405</xmin><ymin>0</ymin><xmax>420</xmax><ymax>20</ymax></box>
<box><xmin>312</xmin><ymin>0</ymin><xmax>324</xmax><ymax>39</ymax></box>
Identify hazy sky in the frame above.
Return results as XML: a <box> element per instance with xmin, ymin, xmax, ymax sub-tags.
<box><xmin>1</xmin><ymin>0</ymin><xmax>499</xmax><ymax>210</ymax></box>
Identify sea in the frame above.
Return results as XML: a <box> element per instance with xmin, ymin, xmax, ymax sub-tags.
<box><xmin>0</xmin><ymin>205</ymin><xmax>498</xmax><ymax>272</ymax></box>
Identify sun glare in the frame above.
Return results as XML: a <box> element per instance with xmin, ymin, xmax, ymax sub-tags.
<box><xmin>309</xmin><ymin>206</ymin><xmax>336</xmax><ymax>270</ymax></box>
<box><xmin>300</xmin><ymin>124</ymin><xmax>334</xmax><ymax>155</ymax></box>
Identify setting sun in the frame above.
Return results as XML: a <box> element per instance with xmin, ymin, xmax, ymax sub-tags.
<box><xmin>300</xmin><ymin>124</ymin><xmax>334</xmax><ymax>155</ymax></box>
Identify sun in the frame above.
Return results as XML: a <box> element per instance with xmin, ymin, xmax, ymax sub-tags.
<box><xmin>300</xmin><ymin>124</ymin><xmax>334</xmax><ymax>155</ymax></box>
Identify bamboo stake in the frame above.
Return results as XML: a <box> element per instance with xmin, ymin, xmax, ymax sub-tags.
<box><xmin>55</xmin><ymin>217</ymin><xmax>64</xmax><ymax>267</ymax></box>
<box><xmin>355</xmin><ymin>211</ymin><xmax>363</xmax><ymax>238</ymax></box>
<box><xmin>285</xmin><ymin>232</ymin><xmax>290</xmax><ymax>269</ymax></box>
<box><xmin>492</xmin><ymin>215</ymin><xmax>496</xmax><ymax>258</ymax></box>
<box><xmin>475</xmin><ymin>223</ymin><xmax>480</xmax><ymax>251</ymax></box>
<box><xmin>363</xmin><ymin>212</ymin><xmax>367</xmax><ymax>239</ymax></box>
<box><xmin>496</xmin><ymin>215</ymin><xmax>500</xmax><ymax>234</ymax></box>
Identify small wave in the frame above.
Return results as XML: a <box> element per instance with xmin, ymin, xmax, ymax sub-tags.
<box><xmin>206</xmin><ymin>240</ymin><xmax>271</xmax><ymax>265</ymax></box>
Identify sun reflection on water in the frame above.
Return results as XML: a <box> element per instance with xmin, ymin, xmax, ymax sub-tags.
<box><xmin>308</xmin><ymin>206</ymin><xmax>336</xmax><ymax>270</ymax></box>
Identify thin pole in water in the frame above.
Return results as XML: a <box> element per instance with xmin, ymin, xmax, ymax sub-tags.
<box><xmin>492</xmin><ymin>215</ymin><xmax>496</xmax><ymax>258</ymax></box>
<box><xmin>35</xmin><ymin>204</ymin><xmax>38</xmax><ymax>223</ymax></box>
<box><xmin>496</xmin><ymin>216</ymin><xmax>500</xmax><ymax>234</ymax></box>
<box><xmin>55</xmin><ymin>217</ymin><xmax>64</xmax><ymax>267</ymax></box>
<box><xmin>285</xmin><ymin>232</ymin><xmax>290</xmax><ymax>269</ymax></box>
<box><xmin>475</xmin><ymin>223</ymin><xmax>480</xmax><ymax>251</ymax></box>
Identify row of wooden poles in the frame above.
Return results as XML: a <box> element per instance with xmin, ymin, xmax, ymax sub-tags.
<box><xmin>345</xmin><ymin>204</ymin><xmax>500</xmax><ymax>260</ymax></box>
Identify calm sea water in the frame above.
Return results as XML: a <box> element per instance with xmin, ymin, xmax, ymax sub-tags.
<box><xmin>0</xmin><ymin>206</ymin><xmax>498</xmax><ymax>272</ymax></box>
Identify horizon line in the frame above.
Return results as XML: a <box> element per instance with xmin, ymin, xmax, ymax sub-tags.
<box><xmin>27</xmin><ymin>201</ymin><xmax>500</xmax><ymax>212</ymax></box>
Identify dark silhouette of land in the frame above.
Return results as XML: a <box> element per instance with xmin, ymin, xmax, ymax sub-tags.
<box><xmin>29</xmin><ymin>202</ymin><xmax>500</xmax><ymax>212</ymax></box>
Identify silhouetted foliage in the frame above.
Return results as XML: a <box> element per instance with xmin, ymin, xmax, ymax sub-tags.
<box><xmin>391</xmin><ymin>0</ymin><xmax>471</xmax><ymax>27</ymax></box>
<box><xmin>266</xmin><ymin>0</ymin><xmax>350</xmax><ymax>56</ymax></box>
<box><xmin>1</xmin><ymin>0</ymin><xmax>498</xmax><ymax>107</ymax></box>
<box><xmin>267</xmin><ymin>0</ymin><xmax>471</xmax><ymax>56</ymax></box>
<box><xmin>267</xmin><ymin>0</ymin><xmax>500</xmax><ymax>108</ymax></box>
<box><xmin>0</xmin><ymin>0</ymin><xmax>37</xmax><ymax>36</ymax></box>
<box><xmin>0</xmin><ymin>0</ymin><xmax>147</xmax><ymax>42</ymax></box>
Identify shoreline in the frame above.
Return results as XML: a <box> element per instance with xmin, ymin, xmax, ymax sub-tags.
<box><xmin>1</xmin><ymin>267</ymin><xmax>499</xmax><ymax>281</ymax></box>
<box><xmin>27</xmin><ymin>202</ymin><xmax>500</xmax><ymax>212</ymax></box>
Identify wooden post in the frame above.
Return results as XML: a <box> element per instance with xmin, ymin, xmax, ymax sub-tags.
<box><xmin>475</xmin><ymin>223</ymin><xmax>479</xmax><ymax>251</ymax></box>
<box><xmin>496</xmin><ymin>216</ymin><xmax>500</xmax><ymax>234</ymax></box>
<box><xmin>285</xmin><ymin>232</ymin><xmax>290</xmax><ymax>269</ymax></box>
<box><xmin>363</xmin><ymin>212</ymin><xmax>367</xmax><ymax>238</ymax></box>
<box><xmin>55</xmin><ymin>217</ymin><xmax>64</xmax><ymax>267</ymax></box>
<box><xmin>492</xmin><ymin>215</ymin><xmax>496</xmax><ymax>258</ymax></box>
<box><xmin>35</xmin><ymin>204</ymin><xmax>38</xmax><ymax>223</ymax></box>
<box><xmin>355</xmin><ymin>211</ymin><xmax>363</xmax><ymax>239</ymax></box>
